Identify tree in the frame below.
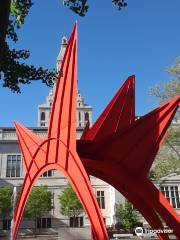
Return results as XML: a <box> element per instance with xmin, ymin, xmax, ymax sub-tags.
<box><xmin>0</xmin><ymin>0</ymin><xmax>56</xmax><ymax>93</ymax></box>
<box><xmin>58</xmin><ymin>183</ymin><xmax>83</xmax><ymax>227</ymax></box>
<box><xmin>0</xmin><ymin>0</ymin><xmax>127</xmax><ymax>93</ymax></box>
<box><xmin>115</xmin><ymin>200</ymin><xmax>139</xmax><ymax>232</ymax></box>
<box><xmin>63</xmin><ymin>0</ymin><xmax>127</xmax><ymax>16</ymax></box>
<box><xmin>0</xmin><ymin>187</ymin><xmax>13</xmax><ymax>219</ymax></box>
<box><xmin>149</xmin><ymin>150</ymin><xmax>180</xmax><ymax>180</ymax></box>
<box><xmin>149</xmin><ymin>57</ymin><xmax>180</xmax><ymax>180</ymax></box>
<box><xmin>150</xmin><ymin>57</ymin><xmax>180</xmax><ymax>118</ymax></box>
<box><xmin>25</xmin><ymin>186</ymin><xmax>53</xmax><ymax>233</ymax></box>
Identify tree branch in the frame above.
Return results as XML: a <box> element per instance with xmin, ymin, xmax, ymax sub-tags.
<box><xmin>165</xmin><ymin>139</ymin><xmax>180</xmax><ymax>159</ymax></box>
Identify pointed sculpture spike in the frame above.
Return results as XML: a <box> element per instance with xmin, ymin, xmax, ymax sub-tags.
<box><xmin>48</xmin><ymin>22</ymin><xmax>77</xmax><ymax>151</ymax></box>
<box><xmin>84</xmin><ymin>75</ymin><xmax>135</xmax><ymax>141</ymax></box>
<box><xmin>14</xmin><ymin>122</ymin><xmax>43</xmax><ymax>172</ymax></box>
<box><xmin>93</xmin><ymin>96</ymin><xmax>180</xmax><ymax>177</ymax></box>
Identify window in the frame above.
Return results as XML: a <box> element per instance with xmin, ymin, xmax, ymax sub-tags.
<box><xmin>41</xmin><ymin>170</ymin><xmax>53</xmax><ymax>178</ymax></box>
<box><xmin>37</xmin><ymin>217</ymin><xmax>51</xmax><ymax>229</ymax></box>
<box><xmin>63</xmin><ymin>38</ymin><xmax>67</xmax><ymax>44</ymax></box>
<box><xmin>6</xmin><ymin>155</ymin><xmax>21</xmax><ymax>177</ymax></box>
<box><xmin>84</xmin><ymin>112</ymin><xmax>89</xmax><ymax>122</ymax></box>
<box><xmin>96</xmin><ymin>191</ymin><xmax>105</xmax><ymax>209</ymax></box>
<box><xmin>41</xmin><ymin>112</ymin><xmax>46</xmax><ymax>121</ymax></box>
<box><xmin>3</xmin><ymin>219</ymin><xmax>11</xmax><ymax>230</ymax></box>
<box><xmin>160</xmin><ymin>186</ymin><xmax>180</xmax><ymax>209</ymax></box>
<box><xmin>79</xmin><ymin>112</ymin><xmax>81</xmax><ymax>121</ymax></box>
<box><xmin>40</xmin><ymin>122</ymin><xmax>46</xmax><ymax>127</ymax></box>
<box><xmin>69</xmin><ymin>217</ymin><xmax>83</xmax><ymax>227</ymax></box>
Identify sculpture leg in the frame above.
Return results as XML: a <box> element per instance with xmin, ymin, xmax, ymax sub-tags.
<box><xmin>60</xmin><ymin>153</ymin><xmax>109</xmax><ymax>240</ymax></box>
<box><xmin>91</xmin><ymin>227</ymin><xmax>98</xmax><ymax>240</ymax></box>
<box><xmin>105</xmin><ymin>175</ymin><xmax>169</xmax><ymax>240</ymax></box>
<box><xmin>83</xmin><ymin>162</ymin><xmax>169</xmax><ymax>240</ymax></box>
<box><xmin>113</xmin><ymin>173</ymin><xmax>178</xmax><ymax>239</ymax></box>
<box><xmin>12</xmin><ymin>162</ymin><xmax>109</xmax><ymax>240</ymax></box>
<box><xmin>113</xmin><ymin>168</ymin><xmax>180</xmax><ymax>239</ymax></box>
<box><xmin>143</xmin><ymin>180</ymin><xmax>180</xmax><ymax>238</ymax></box>
<box><xmin>12</xmin><ymin>161</ymin><xmax>55</xmax><ymax>239</ymax></box>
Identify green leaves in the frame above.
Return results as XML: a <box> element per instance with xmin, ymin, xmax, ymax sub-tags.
<box><xmin>63</xmin><ymin>0</ymin><xmax>127</xmax><ymax>17</ymax></box>
<box><xmin>151</xmin><ymin>149</ymin><xmax>180</xmax><ymax>180</ymax></box>
<box><xmin>0</xmin><ymin>0</ymin><xmax>55</xmax><ymax>93</ymax></box>
<box><xmin>10</xmin><ymin>0</ymin><xmax>33</xmax><ymax>27</ymax></box>
<box><xmin>1</xmin><ymin>0</ymin><xmax>128</xmax><ymax>92</ymax></box>
<box><xmin>112</xmin><ymin>0</ymin><xmax>127</xmax><ymax>11</ymax></box>
<box><xmin>149</xmin><ymin>57</ymin><xmax>180</xmax><ymax>180</ymax></box>
<box><xmin>58</xmin><ymin>183</ymin><xmax>83</xmax><ymax>218</ymax></box>
<box><xmin>150</xmin><ymin>58</ymin><xmax>180</xmax><ymax>116</ymax></box>
<box><xmin>63</xmin><ymin>0</ymin><xmax>89</xmax><ymax>17</ymax></box>
<box><xmin>0</xmin><ymin>187</ymin><xmax>13</xmax><ymax>217</ymax></box>
<box><xmin>115</xmin><ymin>200</ymin><xmax>138</xmax><ymax>231</ymax></box>
<box><xmin>0</xmin><ymin>43</ymin><xmax>55</xmax><ymax>93</ymax></box>
<box><xmin>25</xmin><ymin>186</ymin><xmax>53</xmax><ymax>219</ymax></box>
<box><xmin>167</xmin><ymin>57</ymin><xmax>180</xmax><ymax>81</ymax></box>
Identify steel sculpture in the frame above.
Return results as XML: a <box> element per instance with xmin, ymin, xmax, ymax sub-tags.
<box><xmin>12</xmin><ymin>23</ymin><xmax>108</xmax><ymax>240</ymax></box>
<box><xmin>11</xmin><ymin>22</ymin><xmax>180</xmax><ymax>240</ymax></box>
<box><xmin>79</xmin><ymin>76</ymin><xmax>180</xmax><ymax>239</ymax></box>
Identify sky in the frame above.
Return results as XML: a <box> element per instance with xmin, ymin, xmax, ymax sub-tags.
<box><xmin>1</xmin><ymin>0</ymin><xmax>180</xmax><ymax>127</ymax></box>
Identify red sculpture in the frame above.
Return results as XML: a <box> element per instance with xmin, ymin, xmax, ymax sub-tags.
<box><xmin>11</xmin><ymin>23</ymin><xmax>180</xmax><ymax>240</ymax></box>
<box><xmin>79</xmin><ymin>75</ymin><xmax>180</xmax><ymax>240</ymax></box>
<box><xmin>12</xmin><ymin>23</ymin><xmax>108</xmax><ymax>240</ymax></box>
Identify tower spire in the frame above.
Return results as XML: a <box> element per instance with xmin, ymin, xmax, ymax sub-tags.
<box><xmin>37</xmin><ymin>34</ymin><xmax>92</xmax><ymax>129</ymax></box>
<box><xmin>53</xmin><ymin>36</ymin><xmax>68</xmax><ymax>93</ymax></box>
<box><xmin>56</xmin><ymin>36</ymin><xmax>68</xmax><ymax>71</ymax></box>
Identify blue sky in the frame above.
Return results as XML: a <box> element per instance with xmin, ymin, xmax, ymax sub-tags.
<box><xmin>1</xmin><ymin>0</ymin><xmax>180</xmax><ymax>127</ymax></box>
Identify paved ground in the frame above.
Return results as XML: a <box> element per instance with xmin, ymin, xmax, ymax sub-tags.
<box><xmin>1</xmin><ymin>229</ymin><xmax>175</xmax><ymax>240</ymax></box>
<box><xmin>1</xmin><ymin>236</ymin><xmax>155</xmax><ymax>240</ymax></box>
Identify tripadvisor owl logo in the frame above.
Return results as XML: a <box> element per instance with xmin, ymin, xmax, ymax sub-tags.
<box><xmin>135</xmin><ymin>227</ymin><xmax>144</xmax><ymax>237</ymax></box>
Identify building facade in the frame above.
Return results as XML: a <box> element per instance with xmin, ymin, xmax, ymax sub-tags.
<box><xmin>0</xmin><ymin>37</ymin><xmax>119</xmax><ymax>232</ymax></box>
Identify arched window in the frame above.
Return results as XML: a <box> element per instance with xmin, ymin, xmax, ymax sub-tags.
<box><xmin>85</xmin><ymin>112</ymin><xmax>89</xmax><ymax>122</ymax></box>
<box><xmin>41</xmin><ymin>112</ymin><xmax>45</xmax><ymax>121</ymax></box>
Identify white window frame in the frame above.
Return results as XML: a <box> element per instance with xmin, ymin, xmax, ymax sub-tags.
<box><xmin>96</xmin><ymin>190</ymin><xmax>105</xmax><ymax>209</ymax></box>
<box><xmin>160</xmin><ymin>185</ymin><xmax>180</xmax><ymax>209</ymax></box>
<box><xmin>6</xmin><ymin>154</ymin><xmax>22</xmax><ymax>178</ymax></box>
